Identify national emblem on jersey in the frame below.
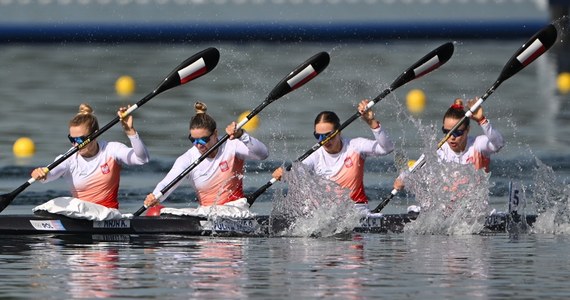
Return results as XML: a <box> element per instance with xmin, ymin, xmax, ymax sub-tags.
<box><xmin>219</xmin><ymin>161</ymin><xmax>229</xmax><ymax>172</ymax></box>
<box><xmin>344</xmin><ymin>157</ymin><xmax>353</xmax><ymax>168</ymax></box>
<box><xmin>100</xmin><ymin>163</ymin><xmax>110</xmax><ymax>174</ymax></box>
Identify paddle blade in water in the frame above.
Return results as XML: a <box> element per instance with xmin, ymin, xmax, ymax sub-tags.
<box><xmin>266</xmin><ymin>52</ymin><xmax>330</xmax><ymax>102</ymax></box>
<box><xmin>497</xmin><ymin>24</ymin><xmax>558</xmax><ymax>83</ymax></box>
<box><xmin>154</xmin><ymin>47</ymin><xmax>220</xmax><ymax>94</ymax></box>
<box><xmin>390</xmin><ymin>42</ymin><xmax>454</xmax><ymax>90</ymax></box>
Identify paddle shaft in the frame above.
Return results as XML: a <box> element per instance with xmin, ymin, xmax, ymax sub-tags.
<box><xmin>246</xmin><ymin>90</ymin><xmax>389</xmax><ymax>206</ymax></box>
<box><xmin>372</xmin><ymin>23</ymin><xmax>559</xmax><ymax>213</ymax></box>
<box><xmin>166</xmin><ymin>103</ymin><xmax>265</xmax><ymax>197</ymax></box>
<box><xmin>247</xmin><ymin>42</ymin><xmax>455</xmax><ymax>207</ymax></box>
<box><xmin>44</xmin><ymin>48</ymin><xmax>220</xmax><ymax>177</ymax></box>
<box><xmin>132</xmin><ymin>106</ymin><xmax>266</xmax><ymax>217</ymax></box>
<box><xmin>249</xmin><ymin>87</ymin><xmax>422</xmax><ymax>206</ymax></box>
<box><xmin>9</xmin><ymin>92</ymin><xmax>156</xmax><ymax>202</ymax></box>
<box><xmin>133</xmin><ymin>52</ymin><xmax>331</xmax><ymax>216</ymax></box>
<box><xmin>0</xmin><ymin>48</ymin><xmax>221</xmax><ymax>213</ymax></box>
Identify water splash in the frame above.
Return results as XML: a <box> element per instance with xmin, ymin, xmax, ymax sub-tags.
<box><xmin>403</xmin><ymin>154</ymin><xmax>490</xmax><ymax>235</ymax></box>
<box><xmin>531</xmin><ymin>158</ymin><xmax>570</xmax><ymax>234</ymax></box>
<box><xmin>395</xmin><ymin>121</ymin><xmax>491</xmax><ymax>235</ymax></box>
<box><xmin>270</xmin><ymin>162</ymin><xmax>362</xmax><ymax>237</ymax></box>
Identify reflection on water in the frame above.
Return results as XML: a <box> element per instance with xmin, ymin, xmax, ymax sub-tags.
<box><xmin>67</xmin><ymin>247</ymin><xmax>121</xmax><ymax>298</ymax></box>
<box><xmin>2</xmin><ymin>234</ymin><xmax>570</xmax><ymax>298</ymax></box>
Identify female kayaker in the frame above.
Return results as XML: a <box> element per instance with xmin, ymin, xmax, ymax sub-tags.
<box><xmin>394</xmin><ymin>98</ymin><xmax>505</xmax><ymax>191</ymax></box>
<box><xmin>31</xmin><ymin>103</ymin><xmax>150</xmax><ymax>209</ymax></box>
<box><xmin>143</xmin><ymin>101</ymin><xmax>269</xmax><ymax>210</ymax></box>
<box><xmin>272</xmin><ymin>99</ymin><xmax>395</xmax><ymax>215</ymax></box>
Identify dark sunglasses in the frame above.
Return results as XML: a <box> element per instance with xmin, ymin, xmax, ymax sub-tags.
<box><xmin>441</xmin><ymin>126</ymin><xmax>466</xmax><ymax>138</ymax></box>
<box><xmin>188</xmin><ymin>132</ymin><xmax>214</xmax><ymax>145</ymax></box>
<box><xmin>68</xmin><ymin>134</ymin><xmax>89</xmax><ymax>145</ymax></box>
<box><xmin>313</xmin><ymin>131</ymin><xmax>334</xmax><ymax>142</ymax></box>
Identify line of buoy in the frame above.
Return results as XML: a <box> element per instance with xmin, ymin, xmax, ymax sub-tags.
<box><xmin>406</xmin><ymin>88</ymin><xmax>426</xmax><ymax>115</ymax></box>
<box><xmin>115</xmin><ymin>75</ymin><xmax>136</xmax><ymax>97</ymax></box>
<box><xmin>13</xmin><ymin>137</ymin><xmax>35</xmax><ymax>158</ymax></box>
<box><xmin>557</xmin><ymin>72</ymin><xmax>570</xmax><ymax>95</ymax></box>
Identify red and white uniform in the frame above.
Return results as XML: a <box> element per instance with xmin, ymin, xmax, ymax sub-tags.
<box><xmin>437</xmin><ymin>120</ymin><xmax>504</xmax><ymax>172</ymax></box>
<box><xmin>153</xmin><ymin>132</ymin><xmax>268</xmax><ymax>206</ymax></box>
<box><xmin>303</xmin><ymin>126</ymin><xmax>394</xmax><ymax>204</ymax></box>
<box><xmin>43</xmin><ymin>134</ymin><xmax>150</xmax><ymax>209</ymax></box>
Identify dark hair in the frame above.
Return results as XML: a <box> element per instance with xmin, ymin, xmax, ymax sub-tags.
<box><xmin>314</xmin><ymin>111</ymin><xmax>340</xmax><ymax>130</ymax></box>
<box><xmin>190</xmin><ymin>102</ymin><xmax>216</xmax><ymax>133</ymax></box>
<box><xmin>443</xmin><ymin>98</ymin><xmax>470</xmax><ymax>127</ymax></box>
<box><xmin>69</xmin><ymin>103</ymin><xmax>99</xmax><ymax>134</ymax></box>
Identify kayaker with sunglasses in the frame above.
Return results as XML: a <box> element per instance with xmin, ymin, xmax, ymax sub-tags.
<box><xmin>30</xmin><ymin>103</ymin><xmax>150</xmax><ymax>209</ymax></box>
<box><xmin>393</xmin><ymin>98</ymin><xmax>505</xmax><ymax>191</ymax></box>
<box><xmin>271</xmin><ymin>99</ymin><xmax>395</xmax><ymax>215</ymax></box>
<box><xmin>143</xmin><ymin>101</ymin><xmax>269</xmax><ymax>210</ymax></box>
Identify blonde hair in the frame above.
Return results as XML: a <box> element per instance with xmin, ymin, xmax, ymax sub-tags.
<box><xmin>190</xmin><ymin>101</ymin><xmax>216</xmax><ymax>133</ymax></box>
<box><xmin>194</xmin><ymin>101</ymin><xmax>208</xmax><ymax>114</ymax></box>
<box><xmin>69</xmin><ymin>103</ymin><xmax>99</xmax><ymax>133</ymax></box>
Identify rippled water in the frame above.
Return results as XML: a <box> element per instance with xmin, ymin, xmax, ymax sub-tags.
<box><xmin>2</xmin><ymin>228</ymin><xmax>570</xmax><ymax>299</ymax></box>
<box><xmin>0</xmin><ymin>39</ymin><xmax>570</xmax><ymax>298</ymax></box>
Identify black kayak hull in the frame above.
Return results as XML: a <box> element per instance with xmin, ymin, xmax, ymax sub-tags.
<box><xmin>0</xmin><ymin>212</ymin><xmax>537</xmax><ymax>236</ymax></box>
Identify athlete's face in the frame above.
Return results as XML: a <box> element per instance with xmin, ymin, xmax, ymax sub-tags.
<box><xmin>69</xmin><ymin>124</ymin><xmax>98</xmax><ymax>158</ymax></box>
<box><xmin>314</xmin><ymin>122</ymin><xmax>341</xmax><ymax>154</ymax></box>
<box><xmin>189</xmin><ymin>128</ymin><xmax>217</xmax><ymax>156</ymax></box>
<box><xmin>443</xmin><ymin>117</ymin><xmax>469</xmax><ymax>153</ymax></box>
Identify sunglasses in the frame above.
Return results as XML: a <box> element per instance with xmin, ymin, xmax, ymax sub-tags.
<box><xmin>68</xmin><ymin>134</ymin><xmax>89</xmax><ymax>145</ymax></box>
<box><xmin>441</xmin><ymin>126</ymin><xmax>466</xmax><ymax>138</ymax></box>
<box><xmin>188</xmin><ymin>132</ymin><xmax>214</xmax><ymax>145</ymax></box>
<box><xmin>313</xmin><ymin>131</ymin><xmax>335</xmax><ymax>142</ymax></box>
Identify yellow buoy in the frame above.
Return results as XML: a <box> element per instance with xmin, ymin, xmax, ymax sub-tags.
<box><xmin>13</xmin><ymin>137</ymin><xmax>36</xmax><ymax>158</ymax></box>
<box><xmin>238</xmin><ymin>111</ymin><xmax>260</xmax><ymax>132</ymax></box>
<box><xmin>557</xmin><ymin>72</ymin><xmax>570</xmax><ymax>94</ymax></box>
<box><xmin>406</xmin><ymin>89</ymin><xmax>426</xmax><ymax>115</ymax></box>
<box><xmin>115</xmin><ymin>75</ymin><xmax>136</xmax><ymax>97</ymax></box>
<box><xmin>407</xmin><ymin>160</ymin><xmax>417</xmax><ymax>169</ymax></box>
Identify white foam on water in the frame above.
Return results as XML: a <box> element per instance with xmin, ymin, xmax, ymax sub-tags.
<box><xmin>531</xmin><ymin>158</ymin><xmax>570</xmax><ymax>234</ymax></box>
<box><xmin>397</xmin><ymin>125</ymin><xmax>491</xmax><ymax>235</ymax></box>
<box><xmin>403</xmin><ymin>156</ymin><xmax>490</xmax><ymax>235</ymax></box>
<box><xmin>270</xmin><ymin>162</ymin><xmax>362</xmax><ymax>237</ymax></box>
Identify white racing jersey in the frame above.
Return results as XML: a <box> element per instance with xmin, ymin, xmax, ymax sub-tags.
<box><xmin>153</xmin><ymin>132</ymin><xmax>268</xmax><ymax>206</ymax></box>
<box><xmin>303</xmin><ymin>126</ymin><xmax>394</xmax><ymax>204</ymax></box>
<box><xmin>436</xmin><ymin>120</ymin><xmax>504</xmax><ymax>172</ymax></box>
<box><xmin>43</xmin><ymin>133</ymin><xmax>150</xmax><ymax>208</ymax></box>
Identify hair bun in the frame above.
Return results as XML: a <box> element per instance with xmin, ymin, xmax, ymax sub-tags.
<box><xmin>450</xmin><ymin>98</ymin><xmax>464</xmax><ymax>110</ymax></box>
<box><xmin>194</xmin><ymin>102</ymin><xmax>207</xmax><ymax>114</ymax></box>
<box><xmin>77</xmin><ymin>103</ymin><xmax>94</xmax><ymax>115</ymax></box>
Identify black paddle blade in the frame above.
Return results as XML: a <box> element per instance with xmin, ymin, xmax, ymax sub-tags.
<box><xmin>0</xmin><ymin>194</ymin><xmax>14</xmax><ymax>212</ymax></box>
<box><xmin>0</xmin><ymin>182</ymin><xmax>31</xmax><ymax>213</ymax></box>
<box><xmin>154</xmin><ymin>47</ymin><xmax>220</xmax><ymax>95</ymax></box>
<box><xmin>0</xmin><ymin>196</ymin><xmax>12</xmax><ymax>213</ymax></box>
<box><xmin>497</xmin><ymin>24</ymin><xmax>558</xmax><ymax>83</ymax></box>
<box><xmin>266</xmin><ymin>52</ymin><xmax>330</xmax><ymax>102</ymax></box>
<box><xmin>390</xmin><ymin>42</ymin><xmax>454</xmax><ymax>90</ymax></box>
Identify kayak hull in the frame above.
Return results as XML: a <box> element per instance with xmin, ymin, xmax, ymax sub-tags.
<box><xmin>0</xmin><ymin>212</ymin><xmax>536</xmax><ymax>236</ymax></box>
